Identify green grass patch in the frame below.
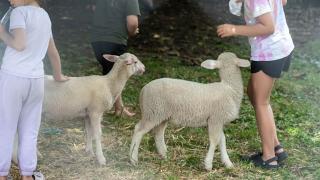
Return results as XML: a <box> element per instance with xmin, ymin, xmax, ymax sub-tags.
<box><xmin>39</xmin><ymin>38</ymin><xmax>320</xmax><ymax>179</ymax></box>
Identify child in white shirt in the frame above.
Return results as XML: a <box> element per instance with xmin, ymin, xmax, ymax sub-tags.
<box><xmin>0</xmin><ymin>0</ymin><xmax>68</xmax><ymax>179</ymax></box>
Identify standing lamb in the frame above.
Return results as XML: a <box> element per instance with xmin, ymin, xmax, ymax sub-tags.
<box><xmin>40</xmin><ymin>53</ymin><xmax>144</xmax><ymax>165</ymax></box>
<box><xmin>129</xmin><ymin>52</ymin><xmax>250</xmax><ymax>170</ymax></box>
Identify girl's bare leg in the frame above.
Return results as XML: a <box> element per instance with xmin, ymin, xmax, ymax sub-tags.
<box><xmin>248</xmin><ymin>71</ymin><xmax>278</xmax><ymax>164</ymax></box>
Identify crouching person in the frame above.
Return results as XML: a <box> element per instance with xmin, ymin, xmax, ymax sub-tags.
<box><xmin>90</xmin><ymin>0</ymin><xmax>141</xmax><ymax>117</ymax></box>
<box><xmin>0</xmin><ymin>0</ymin><xmax>68</xmax><ymax>179</ymax></box>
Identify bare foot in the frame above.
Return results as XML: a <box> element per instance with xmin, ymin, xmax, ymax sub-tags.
<box><xmin>115</xmin><ymin>107</ymin><xmax>136</xmax><ymax>117</ymax></box>
<box><xmin>123</xmin><ymin>108</ymin><xmax>136</xmax><ymax>117</ymax></box>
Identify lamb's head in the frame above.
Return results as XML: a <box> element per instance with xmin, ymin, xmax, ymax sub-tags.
<box><xmin>103</xmin><ymin>53</ymin><xmax>145</xmax><ymax>76</ymax></box>
<box><xmin>201</xmin><ymin>52</ymin><xmax>250</xmax><ymax>71</ymax></box>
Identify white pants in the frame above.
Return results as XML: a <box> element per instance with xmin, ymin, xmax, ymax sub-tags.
<box><xmin>0</xmin><ymin>71</ymin><xmax>44</xmax><ymax>176</ymax></box>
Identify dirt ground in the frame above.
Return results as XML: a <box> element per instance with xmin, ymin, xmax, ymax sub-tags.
<box><xmin>10</xmin><ymin>112</ymin><xmax>158</xmax><ymax>180</ymax></box>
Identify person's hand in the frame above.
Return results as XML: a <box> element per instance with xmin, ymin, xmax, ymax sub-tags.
<box><xmin>54</xmin><ymin>74</ymin><xmax>69</xmax><ymax>82</ymax></box>
<box><xmin>217</xmin><ymin>24</ymin><xmax>237</xmax><ymax>38</ymax></box>
<box><xmin>235</xmin><ymin>0</ymin><xmax>243</xmax><ymax>3</ymax></box>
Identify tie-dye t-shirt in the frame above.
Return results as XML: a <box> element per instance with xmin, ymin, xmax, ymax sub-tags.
<box><xmin>244</xmin><ymin>0</ymin><xmax>294</xmax><ymax>61</ymax></box>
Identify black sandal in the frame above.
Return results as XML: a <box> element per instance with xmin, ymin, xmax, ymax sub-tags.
<box><xmin>250</xmin><ymin>155</ymin><xmax>280</xmax><ymax>169</ymax></box>
<box><xmin>275</xmin><ymin>144</ymin><xmax>288</xmax><ymax>162</ymax></box>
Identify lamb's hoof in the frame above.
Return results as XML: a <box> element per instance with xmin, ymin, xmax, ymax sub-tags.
<box><xmin>37</xmin><ymin>150</ymin><xmax>43</xmax><ymax>158</ymax></box>
<box><xmin>205</xmin><ymin>166</ymin><xmax>212</xmax><ymax>171</ymax></box>
<box><xmin>204</xmin><ymin>162</ymin><xmax>212</xmax><ymax>171</ymax></box>
<box><xmin>85</xmin><ymin>148</ymin><xmax>95</xmax><ymax>156</ymax></box>
<box><xmin>224</xmin><ymin>162</ymin><xmax>234</xmax><ymax>169</ymax></box>
<box><xmin>130</xmin><ymin>158</ymin><xmax>138</xmax><ymax>166</ymax></box>
<box><xmin>97</xmin><ymin>157</ymin><xmax>106</xmax><ymax>165</ymax></box>
<box><xmin>159</xmin><ymin>154</ymin><xmax>167</xmax><ymax>160</ymax></box>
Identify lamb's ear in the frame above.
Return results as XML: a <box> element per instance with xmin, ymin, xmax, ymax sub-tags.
<box><xmin>103</xmin><ymin>54</ymin><xmax>119</xmax><ymax>62</ymax></box>
<box><xmin>201</xmin><ymin>60</ymin><xmax>220</xmax><ymax>70</ymax></box>
<box><xmin>236</xmin><ymin>58</ymin><xmax>250</xmax><ymax>67</ymax></box>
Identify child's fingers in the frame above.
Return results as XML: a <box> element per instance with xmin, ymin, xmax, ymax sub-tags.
<box><xmin>217</xmin><ymin>31</ymin><xmax>224</xmax><ymax>38</ymax></box>
<box><xmin>54</xmin><ymin>75</ymin><xmax>70</xmax><ymax>82</ymax></box>
<box><xmin>62</xmin><ymin>76</ymin><xmax>70</xmax><ymax>82</ymax></box>
<box><xmin>218</xmin><ymin>32</ymin><xmax>226</xmax><ymax>38</ymax></box>
<box><xmin>217</xmin><ymin>26</ymin><xmax>226</xmax><ymax>37</ymax></box>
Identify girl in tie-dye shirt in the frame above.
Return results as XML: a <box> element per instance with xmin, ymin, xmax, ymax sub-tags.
<box><xmin>217</xmin><ymin>0</ymin><xmax>293</xmax><ymax>169</ymax></box>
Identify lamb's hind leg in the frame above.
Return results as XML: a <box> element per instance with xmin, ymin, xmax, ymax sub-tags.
<box><xmin>84</xmin><ymin>115</ymin><xmax>94</xmax><ymax>156</ymax></box>
<box><xmin>130</xmin><ymin>119</ymin><xmax>156</xmax><ymax>165</ymax></box>
<box><xmin>153</xmin><ymin>121</ymin><xmax>168</xmax><ymax>159</ymax></box>
<box><xmin>204</xmin><ymin>123</ymin><xmax>223</xmax><ymax>171</ymax></box>
<box><xmin>219</xmin><ymin>131</ymin><xmax>233</xmax><ymax>168</ymax></box>
<box><xmin>89</xmin><ymin>112</ymin><xmax>106</xmax><ymax>165</ymax></box>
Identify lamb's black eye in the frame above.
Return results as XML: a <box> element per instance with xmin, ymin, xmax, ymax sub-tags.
<box><xmin>135</xmin><ymin>61</ymin><xmax>138</xmax><ymax>64</ymax></box>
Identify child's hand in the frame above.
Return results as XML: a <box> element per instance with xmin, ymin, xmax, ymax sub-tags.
<box><xmin>217</xmin><ymin>24</ymin><xmax>237</xmax><ymax>38</ymax></box>
<box><xmin>236</xmin><ymin>0</ymin><xmax>243</xmax><ymax>3</ymax></box>
<box><xmin>54</xmin><ymin>74</ymin><xmax>69</xmax><ymax>82</ymax></box>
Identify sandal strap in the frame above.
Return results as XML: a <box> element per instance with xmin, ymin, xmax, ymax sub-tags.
<box><xmin>274</xmin><ymin>144</ymin><xmax>283</xmax><ymax>151</ymax></box>
<box><xmin>264</xmin><ymin>156</ymin><xmax>278</xmax><ymax>164</ymax></box>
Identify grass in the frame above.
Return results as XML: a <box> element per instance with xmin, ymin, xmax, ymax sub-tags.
<box><xmin>13</xmin><ymin>38</ymin><xmax>316</xmax><ymax>179</ymax></box>
<box><xmin>6</xmin><ymin>37</ymin><xmax>319</xmax><ymax>179</ymax></box>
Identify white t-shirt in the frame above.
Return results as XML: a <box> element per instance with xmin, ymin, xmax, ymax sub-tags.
<box><xmin>1</xmin><ymin>6</ymin><xmax>52</xmax><ymax>78</ymax></box>
<box><xmin>244</xmin><ymin>0</ymin><xmax>294</xmax><ymax>61</ymax></box>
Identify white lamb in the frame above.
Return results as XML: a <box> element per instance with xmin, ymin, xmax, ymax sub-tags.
<box><xmin>13</xmin><ymin>53</ymin><xmax>145</xmax><ymax>165</ymax></box>
<box><xmin>129</xmin><ymin>52</ymin><xmax>250</xmax><ymax>170</ymax></box>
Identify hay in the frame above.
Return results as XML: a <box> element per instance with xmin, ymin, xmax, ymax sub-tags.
<box><xmin>10</xmin><ymin>113</ymin><xmax>156</xmax><ymax>180</ymax></box>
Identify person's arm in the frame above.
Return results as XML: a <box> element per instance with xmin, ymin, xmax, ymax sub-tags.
<box><xmin>217</xmin><ymin>12</ymin><xmax>275</xmax><ymax>38</ymax></box>
<box><xmin>282</xmin><ymin>0</ymin><xmax>287</xmax><ymax>6</ymax></box>
<box><xmin>127</xmin><ymin>15</ymin><xmax>139</xmax><ymax>37</ymax></box>
<box><xmin>0</xmin><ymin>25</ymin><xmax>26</xmax><ymax>51</ymax></box>
<box><xmin>47</xmin><ymin>38</ymin><xmax>68</xmax><ymax>82</ymax></box>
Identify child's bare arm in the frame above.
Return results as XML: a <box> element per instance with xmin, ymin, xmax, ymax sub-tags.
<box><xmin>282</xmin><ymin>0</ymin><xmax>287</xmax><ymax>6</ymax></box>
<box><xmin>217</xmin><ymin>12</ymin><xmax>275</xmax><ymax>38</ymax></box>
<box><xmin>127</xmin><ymin>15</ymin><xmax>139</xmax><ymax>37</ymax></box>
<box><xmin>0</xmin><ymin>25</ymin><xmax>26</xmax><ymax>51</ymax></box>
<box><xmin>47</xmin><ymin>38</ymin><xmax>69</xmax><ymax>82</ymax></box>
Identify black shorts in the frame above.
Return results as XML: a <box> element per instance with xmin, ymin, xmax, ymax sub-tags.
<box><xmin>91</xmin><ymin>41</ymin><xmax>127</xmax><ymax>75</ymax></box>
<box><xmin>251</xmin><ymin>52</ymin><xmax>293</xmax><ymax>78</ymax></box>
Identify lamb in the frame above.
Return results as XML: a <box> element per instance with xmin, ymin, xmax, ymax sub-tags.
<box><xmin>129</xmin><ymin>52</ymin><xmax>250</xmax><ymax>170</ymax></box>
<box><xmin>12</xmin><ymin>53</ymin><xmax>145</xmax><ymax>166</ymax></box>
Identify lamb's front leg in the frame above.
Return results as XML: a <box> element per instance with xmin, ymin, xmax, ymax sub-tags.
<box><xmin>84</xmin><ymin>116</ymin><xmax>94</xmax><ymax>156</ymax></box>
<box><xmin>204</xmin><ymin>123</ymin><xmax>223</xmax><ymax>171</ymax></box>
<box><xmin>89</xmin><ymin>112</ymin><xmax>106</xmax><ymax>165</ymax></box>
<box><xmin>219</xmin><ymin>131</ymin><xmax>233</xmax><ymax>168</ymax></box>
